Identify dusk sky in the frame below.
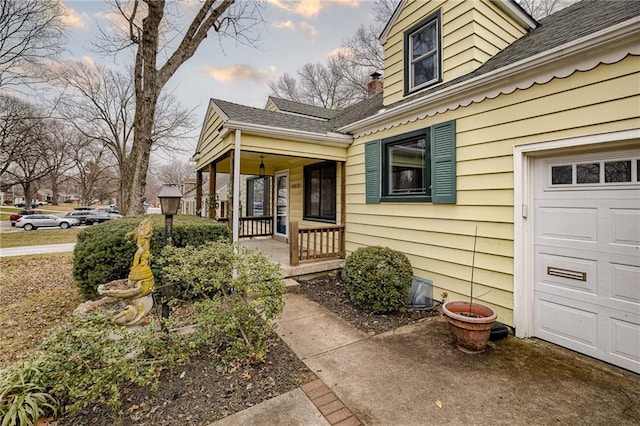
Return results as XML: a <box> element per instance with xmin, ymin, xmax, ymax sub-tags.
<box><xmin>60</xmin><ymin>1</ymin><xmax>380</xmax><ymax>159</ymax></box>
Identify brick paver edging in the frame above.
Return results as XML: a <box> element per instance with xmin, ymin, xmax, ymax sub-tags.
<box><xmin>301</xmin><ymin>379</ymin><xmax>362</xmax><ymax>426</ymax></box>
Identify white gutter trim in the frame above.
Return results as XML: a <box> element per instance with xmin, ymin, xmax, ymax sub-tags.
<box><xmin>210</xmin><ymin>100</ymin><xmax>229</xmax><ymax>121</ymax></box>
<box><xmin>194</xmin><ymin>98</ymin><xmax>217</xmax><ymax>159</ymax></box>
<box><xmin>379</xmin><ymin>0</ymin><xmax>407</xmax><ymax>45</ymax></box>
<box><xmin>492</xmin><ymin>0</ymin><xmax>538</xmax><ymax>30</ymax></box>
<box><xmin>340</xmin><ymin>17</ymin><xmax>640</xmax><ymax>134</ymax></box>
<box><xmin>225</xmin><ymin>120</ymin><xmax>353</xmax><ymax>146</ymax></box>
<box><xmin>232</xmin><ymin>129</ymin><xmax>241</xmax><ymax>244</ymax></box>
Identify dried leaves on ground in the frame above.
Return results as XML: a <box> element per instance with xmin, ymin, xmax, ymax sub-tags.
<box><xmin>0</xmin><ymin>253</ymin><xmax>82</xmax><ymax>367</ymax></box>
<box><xmin>59</xmin><ymin>335</ymin><xmax>315</xmax><ymax>426</ymax></box>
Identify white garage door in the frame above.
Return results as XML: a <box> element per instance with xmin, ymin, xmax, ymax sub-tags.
<box><xmin>534</xmin><ymin>150</ymin><xmax>640</xmax><ymax>373</ymax></box>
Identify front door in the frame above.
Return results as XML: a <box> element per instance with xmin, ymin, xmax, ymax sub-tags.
<box><xmin>275</xmin><ymin>170</ymin><xmax>289</xmax><ymax>239</ymax></box>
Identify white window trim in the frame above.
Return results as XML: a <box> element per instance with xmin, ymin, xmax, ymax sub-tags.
<box><xmin>513</xmin><ymin>129</ymin><xmax>640</xmax><ymax>338</ymax></box>
<box><xmin>409</xmin><ymin>18</ymin><xmax>440</xmax><ymax>91</ymax></box>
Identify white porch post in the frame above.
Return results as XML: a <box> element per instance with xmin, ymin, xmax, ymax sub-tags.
<box><xmin>232</xmin><ymin>129</ymin><xmax>242</xmax><ymax>244</ymax></box>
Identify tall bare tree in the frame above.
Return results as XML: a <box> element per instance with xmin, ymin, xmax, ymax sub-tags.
<box><xmin>269</xmin><ymin>60</ymin><xmax>367</xmax><ymax>109</ymax></box>
<box><xmin>517</xmin><ymin>0</ymin><xmax>578</xmax><ymax>19</ymax></box>
<box><xmin>53</xmin><ymin>59</ymin><xmax>193</xmax><ymax>209</ymax></box>
<box><xmin>154</xmin><ymin>159</ymin><xmax>194</xmax><ymax>185</ymax></box>
<box><xmin>94</xmin><ymin>0</ymin><xmax>262</xmax><ymax>215</ymax></box>
<box><xmin>0</xmin><ymin>95</ymin><xmax>33</xmax><ymax>176</ymax></box>
<box><xmin>1</xmin><ymin>99</ymin><xmax>54</xmax><ymax>209</ymax></box>
<box><xmin>44</xmin><ymin>122</ymin><xmax>76</xmax><ymax>205</ymax></box>
<box><xmin>0</xmin><ymin>0</ymin><xmax>66</xmax><ymax>89</ymax></box>
<box><xmin>70</xmin><ymin>134</ymin><xmax>117</xmax><ymax>207</ymax></box>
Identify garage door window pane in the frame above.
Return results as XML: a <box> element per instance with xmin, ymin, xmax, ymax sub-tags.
<box><xmin>551</xmin><ymin>165</ymin><xmax>572</xmax><ymax>185</ymax></box>
<box><xmin>577</xmin><ymin>163</ymin><xmax>599</xmax><ymax>184</ymax></box>
<box><xmin>605</xmin><ymin>160</ymin><xmax>631</xmax><ymax>183</ymax></box>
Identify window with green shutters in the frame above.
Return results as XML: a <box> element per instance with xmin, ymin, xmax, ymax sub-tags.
<box><xmin>431</xmin><ymin>120</ymin><xmax>456</xmax><ymax>203</ymax></box>
<box><xmin>364</xmin><ymin>120</ymin><xmax>456</xmax><ymax>204</ymax></box>
<box><xmin>365</xmin><ymin>140</ymin><xmax>381</xmax><ymax>203</ymax></box>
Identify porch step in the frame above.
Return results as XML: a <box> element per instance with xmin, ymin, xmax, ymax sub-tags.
<box><xmin>283</xmin><ymin>278</ymin><xmax>301</xmax><ymax>294</ymax></box>
<box><xmin>284</xmin><ymin>259</ymin><xmax>344</xmax><ymax>279</ymax></box>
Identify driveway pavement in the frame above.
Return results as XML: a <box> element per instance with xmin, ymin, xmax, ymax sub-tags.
<box><xmin>215</xmin><ymin>293</ymin><xmax>640</xmax><ymax>425</ymax></box>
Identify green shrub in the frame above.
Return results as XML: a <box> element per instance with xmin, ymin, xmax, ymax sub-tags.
<box><xmin>0</xmin><ymin>358</ymin><xmax>58</xmax><ymax>426</ymax></box>
<box><xmin>159</xmin><ymin>242</ymin><xmax>285</xmax><ymax>362</ymax></box>
<box><xmin>0</xmin><ymin>312</ymin><xmax>166</xmax><ymax>425</ymax></box>
<box><xmin>344</xmin><ymin>246</ymin><xmax>413</xmax><ymax>314</ymax></box>
<box><xmin>39</xmin><ymin>312</ymin><xmax>163</xmax><ymax>414</ymax></box>
<box><xmin>73</xmin><ymin>215</ymin><xmax>231</xmax><ymax>299</ymax></box>
<box><xmin>2</xmin><ymin>240</ymin><xmax>284</xmax><ymax>424</ymax></box>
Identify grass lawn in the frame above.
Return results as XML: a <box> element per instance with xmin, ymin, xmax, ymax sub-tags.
<box><xmin>0</xmin><ymin>227</ymin><xmax>82</xmax><ymax>248</ymax></box>
<box><xmin>0</xmin><ymin>253</ymin><xmax>81</xmax><ymax>367</ymax></box>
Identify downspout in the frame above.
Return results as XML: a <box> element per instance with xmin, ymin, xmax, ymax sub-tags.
<box><xmin>232</xmin><ymin>129</ymin><xmax>241</xmax><ymax>244</ymax></box>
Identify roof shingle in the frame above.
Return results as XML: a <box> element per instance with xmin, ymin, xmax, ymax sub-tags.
<box><xmin>267</xmin><ymin>97</ymin><xmax>340</xmax><ymax>120</ymax></box>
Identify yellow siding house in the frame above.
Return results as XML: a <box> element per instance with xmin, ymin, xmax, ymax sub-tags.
<box><xmin>195</xmin><ymin>0</ymin><xmax>640</xmax><ymax>373</ymax></box>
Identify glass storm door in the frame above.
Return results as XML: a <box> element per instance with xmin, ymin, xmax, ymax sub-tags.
<box><xmin>275</xmin><ymin>171</ymin><xmax>288</xmax><ymax>238</ymax></box>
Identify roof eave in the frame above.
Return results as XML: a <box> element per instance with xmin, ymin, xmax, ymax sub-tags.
<box><xmin>492</xmin><ymin>0</ymin><xmax>538</xmax><ymax>30</ymax></box>
<box><xmin>379</xmin><ymin>0</ymin><xmax>407</xmax><ymax>44</ymax></box>
<box><xmin>224</xmin><ymin>120</ymin><xmax>353</xmax><ymax>147</ymax></box>
<box><xmin>341</xmin><ymin>17</ymin><xmax>640</xmax><ymax>134</ymax></box>
<box><xmin>194</xmin><ymin>98</ymin><xmax>221</xmax><ymax>158</ymax></box>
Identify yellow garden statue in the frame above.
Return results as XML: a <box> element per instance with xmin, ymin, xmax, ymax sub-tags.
<box><xmin>97</xmin><ymin>218</ymin><xmax>156</xmax><ymax>326</ymax></box>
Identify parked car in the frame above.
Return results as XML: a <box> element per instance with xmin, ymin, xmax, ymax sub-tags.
<box><xmin>9</xmin><ymin>210</ymin><xmax>42</xmax><ymax>226</ymax></box>
<box><xmin>85</xmin><ymin>213</ymin><xmax>122</xmax><ymax>226</ymax></box>
<box><xmin>15</xmin><ymin>214</ymin><xmax>79</xmax><ymax>230</ymax></box>
<box><xmin>96</xmin><ymin>206</ymin><xmax>120</xmax><ymax>214</ymax></box>
<box><xmin>14</xmin><ymin>202</ymin><xmax>38</xmax><ymax>208</ymax></box>
<box><xmin>65</xmin><ymin>210</ymin><xmax>99</xmax><ymax>224</ymax></box>
<box><xmin>74</xmin><ymin>206</ymin><xmax>94</xmax><ymax>211</ymax></box>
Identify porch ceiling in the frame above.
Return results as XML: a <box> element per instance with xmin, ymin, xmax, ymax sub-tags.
<box><xmin>212</xmin><ymin>150</ymin><xmax>343</xmax><ymax>175</ymax></box>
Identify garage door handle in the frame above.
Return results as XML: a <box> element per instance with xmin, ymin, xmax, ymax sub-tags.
<box><xmin>547</xmin><ymin>267</ymin><xmax>587</xmax><ymax>281</ymax></box>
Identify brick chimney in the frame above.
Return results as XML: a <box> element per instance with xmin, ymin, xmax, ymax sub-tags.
<box><xmin>367</xmin><ymin>72</ymin><xmax>383</xmax><ymax>97</ymax></box>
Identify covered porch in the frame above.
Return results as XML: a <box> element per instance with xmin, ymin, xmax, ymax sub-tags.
<box><xmin>240</xmin><ymin>237</ymin><xmax>344</xmax><ymax>278</ymax></box>
<box><xmin>193</xmin><ymin>98</ymin><xmax>353</xmax><ymax>274</ymax></box>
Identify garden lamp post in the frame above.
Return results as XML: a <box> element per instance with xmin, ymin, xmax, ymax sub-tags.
<box><xmin>158</xmin><ymin>184</ymin><xmax>182</xmax><ymax>319</ymax></box>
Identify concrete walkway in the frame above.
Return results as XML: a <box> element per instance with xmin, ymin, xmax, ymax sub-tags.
<box><xmin>0</xmin><ymin>243</ymin><xmax>75</xmax><ymax>257</ymax></box>
<box><xmin>213</xmin><ymin>293</ymin><xmax>640</xmax><ymax>426</ymax></box>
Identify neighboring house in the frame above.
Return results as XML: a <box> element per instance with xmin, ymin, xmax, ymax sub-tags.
<box><xmin>180</xmin><ymin>174</ymin><xmax>230</xmax><ymax>218</ymax></box>
<box><xmin>194</xmin><ymin>0</ymin><xmax>640</xmax><ymax>373</ymax></box>
<box><xmin>35</xmin><ymin>189</ymin><xmax>53</xmax><ymax>204</ymax></box>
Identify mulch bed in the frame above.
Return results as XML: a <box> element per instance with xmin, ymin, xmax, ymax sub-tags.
<box><xmin>58</xmin><ymin>271</ymin><xmax>438</xmax><ymax>425</ymax></box>
<box><xmin>58</xmin><ymin>334</ymin><xmax>315</xmax><ymax>426</ymax></box>
<box><xmin>296</xmin><ymin>270</ymin><xmax>441</xmax><ymax>335</ymax></box>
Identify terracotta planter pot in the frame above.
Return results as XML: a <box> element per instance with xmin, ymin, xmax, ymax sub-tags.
<box><xmin>442</xmin><ymin>301</ymin><xmax>497</xmax><ymax>353</ymax></box>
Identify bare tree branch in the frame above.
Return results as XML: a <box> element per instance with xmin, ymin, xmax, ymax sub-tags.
<box><xmin>51</xmin><ymin>59</ymin><xmax>193</xmax><ymax>210</ymax></box>
<box><xmin>267</xmin><ymin>0</ymin><xmax>394</xmax><ymax>108</ymax></box>
<box><xmin>1</xmin><ymin>98</ymin><xmax>56</xmax><ymax>208</ymax></box>
<box><xmin>0</xmin><ymin>0</ymin><xmax>67</xmax><ymax>89</ymax></box>
<box><xmin>517</xmin><ymin>0</ymin><xmax>578</xmax><ymax>19</ymax></box>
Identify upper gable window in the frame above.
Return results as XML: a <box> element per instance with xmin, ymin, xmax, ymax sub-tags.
<box><xmin>405</xmin><ymin>11</ymin><xmax>441</xmax><ymax>94</ymax></box>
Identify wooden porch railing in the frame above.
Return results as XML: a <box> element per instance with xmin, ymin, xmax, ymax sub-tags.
<box><xmin>289</xmin><ymin>221</ymin><xmax>345</xmax><ymax>266</ymax></box>
<box><xmin>217</xmin><ymin>216</ymin><xmax>273</xmax><ymax>238</ymax></box>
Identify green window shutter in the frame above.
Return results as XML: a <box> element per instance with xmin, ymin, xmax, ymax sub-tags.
<box><xmin>431</xmin><ymin>120</ymin><xmax>456</xmax><ymax>204</ymax></box>
<box><xmin>365</xmin><ymin>140</ymin><xmax>381</xmax><ymax>203</ymax></box>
